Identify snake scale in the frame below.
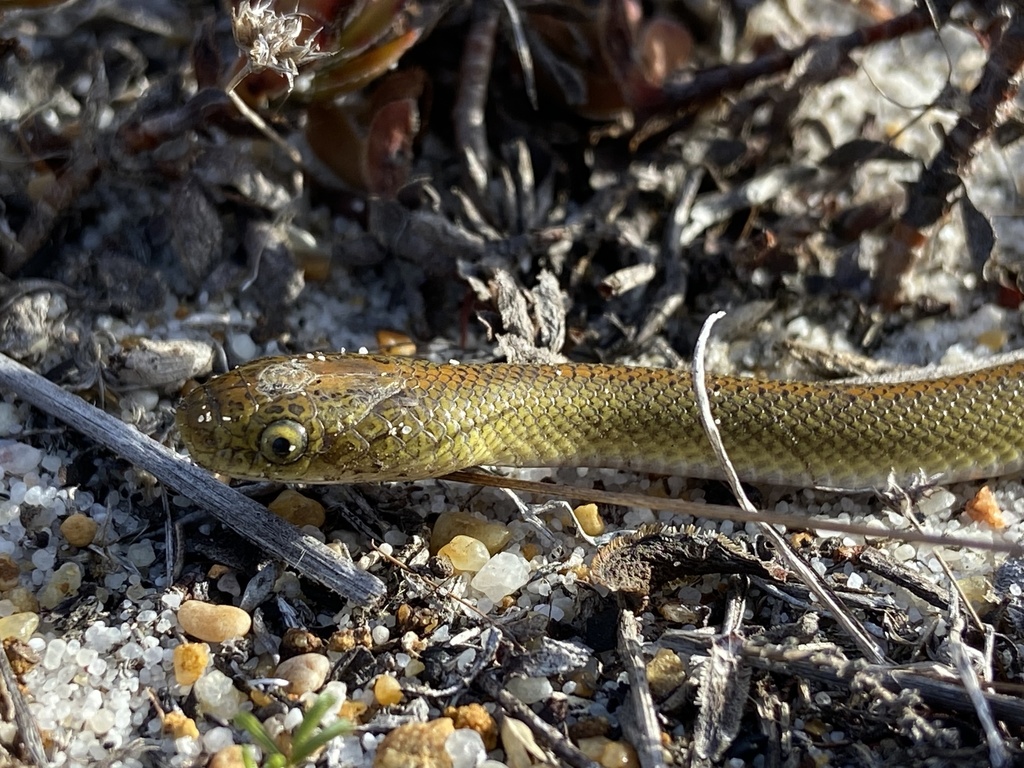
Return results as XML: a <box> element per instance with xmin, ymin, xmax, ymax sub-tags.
<box><xmin>175</xmin><ymin>351</ymin><xmax>1024</xmax><ymax>490</ymax></box>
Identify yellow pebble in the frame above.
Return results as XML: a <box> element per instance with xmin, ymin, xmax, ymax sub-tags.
<box><xmin>250</xmin><ymin>689</ymin><xmax>274</xmax><ymax>708</ymax></box>
<box><xmin>374</xmin><ymin>674</ymin><xmax>403</xmax><ymax>706</ymax></box>
<box><xmin>645</xmin><ymin>648</ymin><xmax>686</xmax><ymax>699</ymax></box>
<box><xmin>437</xmin><ymin>535</ymin><xmax>490</xmax><ymax>572</ymax></box>
<box><xmin>162</xmin><ymin>710</ymin><xmax>200</xmax><ymax>740</ymax></box>
<box><xmin>340</xmin><ymin>699</ymin><xmax>368</xmax><ymax>722</ymax></box>
<box><xmin>578</xmin><ymin>736</ymin><xmax>640</xmax><ymax>767</ymax></box>
<box><xmin>431</xmin><ymin>511</ymin><xmax>511</xmax><ymax>555</ymax></box>
<box><xmin>977</xmin><ymin>328</ymin><xmax>1008</xmax><ymax>352</ymax></box>
<box><xmin>60</xmin><ymin>513</ymin><xmax>98</xmax><ymax>547</ymax></box>
<box><xmin>520</xmin><ymin>542</ymin><xmax>542</xmax><ymax>561</ymax></box>
<box><xmin>268</xmin><ymin>490</ymin><xmax>326</xmax><ymax>528</ymax></box>
<box><xmin>177</xmin><ymin>601</ymin><xmax>251</xmax><ymax>643</ymax></box>
<box><xmin>208</xmin><ymin>745</ymin><xmax>247</xmax><ymax>768</ymax></box>
<box><xmin>373</xmin><ymin>719</ymin><xmax>454</xmax><ymax>768</ymax></box>
<box><xmin>173</xmin><ymin>642</ymin><xmax>210</xmax><ymax>686</ymax></box>
<box><xmin>5</xmin><ymin>587</ymin><xmax>38</xmax><ymax>614</ymax></box>
<box><xmin>573</xmin><ymin>504</ymin><xmax>606</xmax><ymax>536</ymax></box>
<box><xmin>444</xmin><ymin>703</ymin><xmax>498</xmax><ymax>749</ymax></box>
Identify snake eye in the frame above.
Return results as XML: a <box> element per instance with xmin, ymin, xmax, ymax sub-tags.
<box><xmin>259</xmin><ymin>419</ymin><xmax>307</xmax><ymax>465</ymax></box>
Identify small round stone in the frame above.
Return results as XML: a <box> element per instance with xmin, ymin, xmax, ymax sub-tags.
<box><xmin>275</xmin><ymin>652</ymin><xmax>330</xmax><ymax>695</ymax></box>
<box><xmin>193</xmin><ymin>669</ymin><xmax>246</xmax><ymax>720</ymax></box>
<box><xmin>177</xmin><ymin>601</ymin><xmax>251</xmax><ymax>643</ymax></box>
<box><xmin>505</xmin><ymin>676</ymin><xmax>552</xmax><ymax>705</ymax></box>
<box><xmin>228</xmin><ymin>333</ymin><xmax>257</xmax><ymax>361</ymax></box>
<box><xmin>373</xmin><ymin>718</ymin><xmax>455</xmax><ymax>768</ymax></box>
<box><xmin>445</xmin><ymin>728</ymin><xmax>486</xmax><ymax>768</ymax></box>
<box><xmin>437</xmin><ymin>535</ymin><xmax>490</xmax><ymax>573</ymax></box>
<box><xmin>5</xmin><ymin>587</ymin><xmax>38</xmax><ymax>613</ymax></box>
<box><xmin>60</xmin><ymin>513</ymin><xmax>98</xmax><ymax>547</ymax></box>
<box><xmin>373</xmin><ymin>674</ymin><xmax>403</xmax><ymax>706</ymax></box>
<box><xmin>470</xmin><ymin>552</ymin><xmax>531</xmax><ymax>602</ymax></box>
<box><xmin>173</xmin><ymin>642</ymin><xmax>210</xmax><ymax>686</ymax></box>
<box><xmin>268</xmin><ymin>489</ymin><xmax>326</xmax><ymax>528</ymax></box>
<box><xmin>127</xmin><ymin>540</ymin><xmax>157</xmax><ymax>567</ymax></box>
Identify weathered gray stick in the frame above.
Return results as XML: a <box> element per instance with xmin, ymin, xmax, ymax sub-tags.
<box><xmin>0</xmin><ymin>352</ymin><xmax>384</xmax><ymax>604</ymax></box>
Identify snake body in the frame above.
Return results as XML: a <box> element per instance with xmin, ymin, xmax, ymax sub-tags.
<box><xmin>175</xmin><ymin>351</ymin><xmax>1024</xmax><ymax>490</ymax></box>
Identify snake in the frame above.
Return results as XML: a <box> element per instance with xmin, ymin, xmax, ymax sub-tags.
<box><xmin>174</xmin><ymin>350</ymin><xmax>1024</xmax><ymax>491</ymax></box>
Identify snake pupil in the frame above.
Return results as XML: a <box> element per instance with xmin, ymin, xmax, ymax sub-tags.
<box><xmin>259</xmin><ymin>419</ymin><xmax>308</xmax><ymax>465</ymax></box>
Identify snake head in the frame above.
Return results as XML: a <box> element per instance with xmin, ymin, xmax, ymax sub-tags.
<box><xmin>176</xmin><ymin>353</ymin><xmax>444</xmax><ymax>483</ymax></box>
<box><xmin>176</xmin><ymin>355</ymin><xmax>325</xmax><ymax>481</ymax></box>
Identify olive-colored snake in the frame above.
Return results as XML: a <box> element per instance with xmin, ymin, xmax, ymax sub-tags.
<box><xmin>174</xmin><ymin>350</ymin><xmax>1024</xmax><ymax>490</ymax></box>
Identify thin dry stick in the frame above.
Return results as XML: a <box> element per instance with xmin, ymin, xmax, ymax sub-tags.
<box><xmin>876</xmin><ymin>6</ymin><xmax>1024</xmax><ymax>306</ymax></box>
<box><xmin>441</xmin><ymin>471</ymin><xmax>1022</xmax><ymax>558</ymax></box>
<box><xmin>633</xmin><ymin>8</ymin><xmax>931</xmax><ymax>146</ymax></box>
<box><xmin>618</xmin><ymin>610</ymin><xmax>666</xmax><ymax>768</ymax></box>
<box><xmin>0</xmin><ymin>353</ymin><xmax>384</xmax><ymax>604</ymax></box>
<box><xmin>691</xmin><ymin>311</ymin><xmax>886</xmax><ymax>665</ymax></box>
<box><xmin>660</xmin><ymin>629</ymin><xmax>1024</xmax><ymax>725</ymax></box>
<box><xmin>224</xmin><ymin>70</ymin><xmax>303</xmax><ymax>166</ymax></box>
<box><xmin>947</xmin><ymin>598</ymin><xmax>1011</xmax><ymax>767</ymax></box>
<box><xmin>0</xmin><ymin>639</ymin><xmax>48</xmax><ymax>767</ymax></box>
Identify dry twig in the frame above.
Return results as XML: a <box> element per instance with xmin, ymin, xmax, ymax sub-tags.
<box><xmin>0</xmin><ymin>641</ymin><xmax>48</xmax><ymax>767</ymax></box>
<box><xmin>617</xmin><ymin>610</ymin><xmax>666</xmax><ymax>768</ymax></box>
<box><xmin>0</xmin><ymin>352</ymin><xmax>384</xmax><ymax>604</ymax></box>
<box><xmin>690</xmin><ymin>311</ymin><xmax>886</xmax><ymax>664</ymax></box>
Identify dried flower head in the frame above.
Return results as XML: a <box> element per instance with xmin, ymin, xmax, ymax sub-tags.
<box><xmin>231</xmin><ymin>0</ymin><xmax>332</xmax><ymax>91</ymax></box>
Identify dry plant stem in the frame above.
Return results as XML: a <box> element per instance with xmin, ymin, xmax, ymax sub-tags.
<box><xmin>224</xmin><ymin>67</ymin><xmax>303</xmax><ymax>166</ymax></box>
<box><xmin>947</xmin><ymin>599</ymin><xmax>1011</xmax><ymax>767</ymax></box>
<box><xmin>855</xmin><ymin>547</ymin><xmax>951</xmax><ymax>608</ymax></box>
<box><xmin>442</xmin><ymin>470</ymin><xmax>1022</xmax><ymax>558</ymax></box>
<box><xmin>499</xmin><ymin>0</ymin><xmax>537</xmax><ymax>110</ymax></box>
<box><xmin>476</xmin><ymin>672</ymin><xmax>603</xmax><ymax>768</ymax></box>
<box><xmin>0</xmin><ymin>641</ymin><xmax>48</xmax><ymax>767</ymax></box>
<box><xmin>660</xmin><ymin>630</ymin><xmax>1024</xmax><ymax>726</ymax></box>
<box><xmin>617</xmin><ymin>610</ymin><xmax>666</xmax><ymax>768</ymax></box>
<box><xmin>633</xmin><ymin>9</ymin><xmax>930</xmax><ymax>146</ymax></box>
<box><xmin>455</xmin><ymin>0</ymin><xmax>501</xmax><ymax>195</ymax></box>
<box><xmin>876</xmin><ymin>7</ymin><xmax>1024</xmax><ymax>305</ymax></box>
<box><xmin>0</xmin><ymin>352</ymin><xmax>384</xmax><ymax>604</ymax></box>
<box><xmin>693</xmin><ymin>579</ymin><xmax>749</xmax><ymax>763</ymax></box>
<box><xmin>675</xmin><ymin>166</ymin><xmax>815</xmax><ymax>247</ymax></box>
<box><xmin>691</xmin><ymin>312</ymin><xmax>887</xmax><ymax>665</ymax></box>
<box><xmin>636</xmin><ymin>167</ymin><xmax>704</xmax><ymax>346</ymax></box>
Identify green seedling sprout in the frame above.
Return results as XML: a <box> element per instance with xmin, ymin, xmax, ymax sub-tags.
<box><xmin>235</xmin><ymin>693</ymin><xmax>351</xmax><ymax>767</ymax></box>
